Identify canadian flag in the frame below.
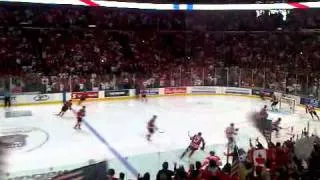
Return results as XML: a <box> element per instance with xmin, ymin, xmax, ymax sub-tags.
<box><xmin>253</xmin><ymin>149</ymin><xmax>267</xmax><ymax>167</ymax></box>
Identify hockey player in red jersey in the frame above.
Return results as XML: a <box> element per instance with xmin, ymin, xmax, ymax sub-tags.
<box><xmin>180</xmin><ymin>132</ymin><xmax>205</xmax><ymax>159</ymax></box>
<box><xmin>74</xmin><ymin>106</ymin><xmax>86</xmax><ymax>129</ymax></box>
<box><xmin>306</xmin><ymin>104</ymin><xmax>320</xmax><ymax>120</ymax></box>
<box><xmin>57</xmin><ymin>100</ymin><xmax>72</xmax><ymax>117</ymax></box>
<box><xmin>146</xmin><ymin>115</ymin><xmax>157</xmax><ymax>141</ymax></box>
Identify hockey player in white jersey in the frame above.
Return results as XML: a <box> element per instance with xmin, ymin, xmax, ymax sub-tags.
<box><xmin>225</xmin><ymin>123</ymin><xmax>238</xmax><ymax>147</ymax></box>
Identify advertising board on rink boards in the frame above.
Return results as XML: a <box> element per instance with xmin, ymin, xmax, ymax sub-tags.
<box><xmin>252</xmin><ymin>88</ymin><xmax>274</xmax><ymax>97</ymax></box>
<box><xmin>105</xmin><ymin>90</ymin><xmax>130</xmax><ymax>97</ymax></box>
<box><xmin>142</xmin><ymin>88</ymin><xmax>159</xmax><ymax>95</ymax></box>
<box><xmin>224</xmin><ymin>87</ymin><xmax>251</xmax><ymax>95</ymax></box>
<box><xmin>164</xmin><ymin>87</ymin><xmax>187</xmax><ymax>95</ymax></box>
<box><xmin>52</xmin><ymin>161</ymin><xmax>107</xmax><ymax>180</ymax></box>
<box><xmin>191</xmin><ymin>86</ymin><xmax>218</xmax><ymax>94</ymax></box>
<box><xmin>300</xmin><ymin>97</ymin><xmax>320</xmax><ymax>108</ymax></box>
<box><xmin>14</xmin><ymin>93</ymin><xmax>62</xmax><ymax>104</ymax></box>
<box><xmin>71</xmin><ymin>91</ymin><xmax>99</xmax><ymax>99</ymax></box>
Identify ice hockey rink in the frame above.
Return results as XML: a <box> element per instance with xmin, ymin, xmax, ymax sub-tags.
<box><xmin>0</xmin><ymin>95</ymin><xmax>319</xmax><ymax>179</ymax></box>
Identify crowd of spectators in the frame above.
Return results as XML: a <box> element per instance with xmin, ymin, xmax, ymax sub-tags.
<box><xmin>1</xmin><ymin>29</ymin><xmax>320</xmax><ymax>96</ymax></box>
<box><xmin>0</xmin><ymin>4</ymin><xmax>320</xmax><ymax>98</ymax></box>
<box><xmin>0</xmin><ymin>4</ymin><xmax>320</xmax><ymax>30</ymax></box>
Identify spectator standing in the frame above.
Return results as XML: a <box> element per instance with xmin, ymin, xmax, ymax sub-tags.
<box><xmin>107</xmin><ymin>169</ymin><xmax>118</xmax><ymax>180</ymax></box>
<box><xmin>156</xmin><ymin>162</ymin><xmax>174</xmax><ymax>180</ymax></box>
<box><xmin>188</xmin><ymin>161</ymin><xmax>202</xmax><ymax>180</ymax></box>
<box><xmin>174</xmin><ymin>165</ymin><xmax>187</xmax><ymax>180</ymax></box>
<box><xmin>201</xmin><ymin>160</ymin><xmax>222</xmax><ymax>180</ymax></box>
<box><xmin>119</xmin><ymin>172</ymin><xmax>125</xmax><ymax>180</ymax></box>
<box><xmin>203</xmin><ymin>151</ymin><xmax>222</xmax><ymax>168</ymax></box>
<box><xmin>138</xmin><ymin>172</ymin><xmax>150</xmax><ymax>180</ymax></box>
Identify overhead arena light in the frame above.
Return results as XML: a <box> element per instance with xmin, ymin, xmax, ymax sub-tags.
<box><xmin>0</xmin><ymin>0</ymin><xmax>319</xmax><ymax>10</ymax></box>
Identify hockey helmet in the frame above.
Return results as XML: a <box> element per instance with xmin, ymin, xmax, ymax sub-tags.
<box><xmin>209</xmin><ymin>151</ymin><xmax>215</xmax><ymax>155</ymax></box>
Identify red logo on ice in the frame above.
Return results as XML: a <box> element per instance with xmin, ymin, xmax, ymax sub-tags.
<box><xmin>72</xmin><ymin>92</ymin><xmax>99</xmax><ymax>99</ymax></box>
<box><xmin>164</xmin><ymin>87</ymin><xmax>187</xmax><ymax>95</ymax></box>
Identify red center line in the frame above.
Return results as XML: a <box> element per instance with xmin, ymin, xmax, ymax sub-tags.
<box><xmin>79</xmin><ymin>0</ymin><xmax>99</xmax><ymax>6</ymax></box>
<box><xmin>288</xmin><ymin>2</ymin><xmax>309</xmax><ymax>9</ymax></box>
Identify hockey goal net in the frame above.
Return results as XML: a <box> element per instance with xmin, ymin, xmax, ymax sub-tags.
<box><xmin>279</xmin><ymin>96</ymin><xmax>296</xmax><ymax>113</ymax></box>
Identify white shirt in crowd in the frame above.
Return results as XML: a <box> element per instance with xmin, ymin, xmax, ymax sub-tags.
<box><xmin>160</xmin><ymin>78</ymin><xmax>165</xmax><ymax>87</ymax></box>
<box><xmin>79</xmin><ymin>83</ymin><xmax>84</xmax><ymax>90</ymax></box>
<box><xmin>46</xmin><ymin>84</ymin><xmax>52</xmax><ymax>92</ymax></box>
<box><xmin>100</xmin><ymin>83</ymin><xmax>106</xmax><ymax>90</ymax></box>
<box><xmin>59</xmin><ymin>84</ymin><xmax>64</xmax><ymax>92</ymax></box>
<box><xmin>170</xmin><ymin>79</ymin><xmax>175</xmax><ymax>87</ymax></box>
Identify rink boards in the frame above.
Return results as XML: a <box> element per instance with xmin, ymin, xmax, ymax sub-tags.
<box><xmin>0</xmin><ymin>86</ymin><xmax>309</xmax><ymax>108</ymax></box>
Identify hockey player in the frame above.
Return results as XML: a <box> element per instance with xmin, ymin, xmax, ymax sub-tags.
<box><xmin>260</xmin><ymin>105</ymin><xmax>269</xmax><ymax>120</ymax></box>
<box><xmin>272</xmin><ymin>118</ymin><xmax>282</xmax><ymax>133</ymax></box>
<box><xmin>146</xmin><ymin>115</ymin><xmax>157</xmax><ymax>141</ymax></box>
<box><xmin>271</xmin><ymin>93</ymin><xmax>279</xmax><ymax>111</ymax></box>
<box><xmin>225</xmin><ymin>123</ymin><xmax>238</xmax><ymax>147</ymax></box>
<box><xmin>74</xmin><ymin>106</ymin><xmax>86</xmax><ymax>130</ymax></box>
<box><xmin>306</xmin><ymin>104</ymin><xmax>320</xmax><ymax>120</ymax></box>
<box><xmin>135</xmin><ymin>85</ymin><xmax>141</xmax><ymax>99</ymax></box>
<box><xmin>140</xmin><ymin>89</ymin><xmax>147</xmax><ymax>102</ymax></box>
<box><xmin>57</xmin><ymin>100</ymin><xmax>72</xmax><ymax>117</ymax></box>
<box><xmin>3</xmin><ymin>89</ymin><xmax>11</xmax><ymax>108</ymax></box>
<box><xmin>180</xmin><ymin>132</ymin><xmax>205</xmax><ymax>159</ymax></box>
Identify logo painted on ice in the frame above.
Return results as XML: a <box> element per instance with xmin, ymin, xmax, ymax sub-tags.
<box><xmin>0</xmin><ymin>127</ymin><xmax>49</xmax><ymax>152</ymax></box>
<box><xmin>0</xmin><ymin>134</ymin><xmax>27</xmax><ymax>149</ymax></box>
<box><xmin>33</xmin><ymin>94</ymin><xmax>49</xmax><ymax>101</ymax></box>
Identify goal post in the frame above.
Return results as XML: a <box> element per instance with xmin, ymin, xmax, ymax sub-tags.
<box><xmin>279</xmin><ymin>96</ymin><xmax>296</xmax><ymax>113</ymax></box>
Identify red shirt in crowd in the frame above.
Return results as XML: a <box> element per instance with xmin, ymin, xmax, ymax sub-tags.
<box><xmin>200</xmin><ymin>167</ymin><xmax>234</xmax><ymax>180</ymax></box>
<box><xmin>275</xmin><ymin>147</ymin><xmax>288</xmax><ymax>168</ymax></box>
<box><xmin>202</xmin><ymin>155</ymin><xmax>222</xmax><ymax>168</ymax></box>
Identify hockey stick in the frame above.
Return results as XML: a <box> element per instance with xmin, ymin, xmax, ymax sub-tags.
<box><xmin>280</xmin><ymin>126</ymin><xmax>292</xmax><ymax>130</ymax></box>
<box><xmin>188</xmin><ymin>131</ymin><xmax>192</xmax><ymax>138</ymax></box>
<box><xmin>154</xmin><ymin>126</ymin><xmax>164</xmax><ymax>133</ymax></box>
<box><xmin>157</xmin><ymin>129</ymin><xmax>165</xmax><ymax>133</ymax></box>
